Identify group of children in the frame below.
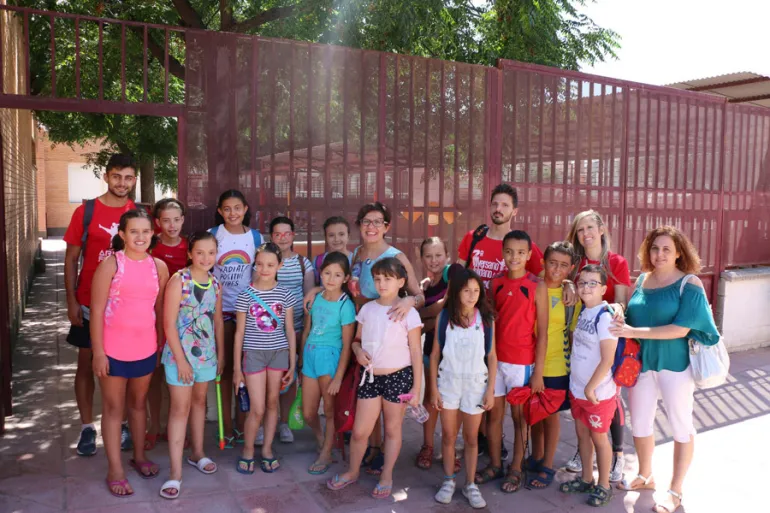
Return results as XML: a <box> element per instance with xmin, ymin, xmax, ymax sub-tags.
<box><xmin>85</xmin><ymin>185</ymin><xmax>625</xmax><ymax>509</ymax></box>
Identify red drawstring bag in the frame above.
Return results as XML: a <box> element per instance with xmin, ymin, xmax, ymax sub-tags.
<box><xmin>335</xmin><ymin>361</ymin><xmax>361</xmax><ymax>434</ymax></box>
<box><xmin>506</xmin><ymin>386</ymin><xmax>568</xmax><ymax>426</ymax></box>
<box><xmin>613</xmin><ymin>337</ymin><xmax>642</xmax><ymax>388</ymax></box>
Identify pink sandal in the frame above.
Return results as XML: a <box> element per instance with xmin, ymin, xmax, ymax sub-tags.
<box><xmin>129</xmin><ymin>458</ymin><xmax>159</xmax><ymax>479</ymax></box>
<box><xmin>106</xmin><ymin>478</ymin><xmax>134</xmax><ymax>498</ymax></box>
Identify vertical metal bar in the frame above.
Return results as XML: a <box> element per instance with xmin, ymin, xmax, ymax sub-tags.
<box><xmin>617</xmin><ymin>86</ymin><xmax>630</xmax><ymax>256</ymax></box>
<box><xmin>524</xmin><ymin>73</ymin><xmax>531</xmax><ymax>184</ymax></box>
<box><xmin>342</xmin><ymin>48</ymin><xmax>349</xmax><ymax>206</ymax></box>
<box><xmin>23</xmin><ymin>12</ymin><xmax>30</xmax><ymax>95</ymax></box>
<box><xmin>324</xmin><ymin>47</ymin><xmax>333</xmax><ymax>214</ymax></box>
<box><xmin>645</xmin><ymin>94</ymin><xmax>651</xmax><ymax>191</ymax></box>
<box><xmin>269</xmin><ymin>42</ymin><xmax>277</xmax><ymax>207</ymax></box>
<box><xmin>0</xmin><ymin>10</ymin><xmax>4</xmax><ymax>95</ymax></box>
<box><xmin>550</xmin><ymin>76</ymin><xmax>557</xmax><ymax>185</ymax></box>
<box><xmin>467</xmin><ymin>66</ymin><xmax>475</xmax><ymax>228</ymax></box>
<box><xmin>683</xmin><ymin>98</ymin><xmax>691</xmax><ymax>214</ymax></box>
<box><xmin>177</xmin><ymin>114</ymin><xmax>188</xmax><ymax>223</ymax></box>
<box><xmin>306</xmin><ymin>45</ymin><xmax>313</xmax><ymax>215</ymax></box>
<box><xmin>453</xmin><ymin>64</ymin><xmax>460</xmax><ymax>216</ymax></box>
<box><xmin>654</xmin><ymin>97</ymin><xmax>661</xmax><ymax>205</ymax></box>
<box><xmin>120</xmin><ymin>23</ymin><xmax>126</xmax><ymax>101</ymax></box>
<box><xmin>288</xmin><ymin>43</ymin><xmax>296</xmax><ymax>211</ymax></box>
<box><xmin>407</xmin><ymin>58</ymin><xmax>415</xmax><ymax>258</ymax></box>
<box><xmin>98</xmin><ymin>21</ymin><xmax>104</xmax><ymax>100</ymax></box>
<box><xmin>377</xmin><ymin>53</ymin><xmax>387</xmax><ymax>203</ymax></box>
<box><xmin>711</xmin><ymin>102</ymin><xmax>728</xmax><ymax>301</ymax></box>
<box><xmin>536</xmin><ymin>74</ymin><xmax>544</xmax><ymax>242</ymax></box>
<box><xmin>250</xmin><ymin>38</ymin><xmax>259</xmax><ymax>204</ymax></box>
<box><xmin>610</xmin><ymin>87</ymin><xmax>617</xmax><ymax>211</ymax></box>
<box><xmin>359</xmin><ymin>51</ymin><xmax>366</xmax><ymax>203</ymax></box>
<box><xmin>588</xmin><ymin>81</ymin><xmax>594</xmax><ymax>198</ymax></box>
<box><xmin>423</xmin><ymin>61</ymin><xmax>431</xmax><ymax>238</ymax></box>
<box><xmin>164</xmin><ymin>29</ymin><xmax>170</xmax><ymax>103</ymax></box>
<box><xmin>665</xmin><ymin>97</ymin><xmax>672</xmax><ymax>207</ymax></box>
<box><xmin>142</xmin><ymin>26</ymin><xmax>148</xmax><ymax>102</ymax></box>
<box><xmin>438</xmin><ymin>61</ymin><xmax>446</xmax><ymax>239</ymax></box>
<box><xmin>564</xmin><ymin>78</ymin><xmax>571</xmax><ymax>188</ymax></box>
<box><xmin>673</xmin><ymin>96</ymin><xmax>680</xmax><ymax>210</ymax></box>
<box><xmin>50</xmin><ymin>15</ymin><xmax>56</xmax><ymax>97</ymax></box>
<box><xmin>575</xmin><ymin>80</ymin><xmax>582</xmax><ymax>189</ymax></box>
<box><xmin>74</xmin><ymin>17</ymin><xmax>80</xmax><ymax>98</ymax></box>
<box><xmin>392</xmin><ymin>56</ymin><xmax>401</xmax><ymax>238</ymax></box>
<box><xmin>598</xmin><ymin>85</ymin><xmax>605</xmax><ymax>195</ymax></box>
<box><xmin>510</xmin><ymin>70</ymin><xmax>518</xmax><ymax>182</ymax></box>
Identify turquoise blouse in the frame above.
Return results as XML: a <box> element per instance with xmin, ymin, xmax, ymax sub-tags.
<box><xmin>626</xmin><ymin>274</ymin><xmax>720</xmax><ymax>373</ymax></box>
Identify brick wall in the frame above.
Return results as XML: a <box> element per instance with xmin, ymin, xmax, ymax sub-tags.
<box><xmin>1</xmin><ymin>5</ymin><xmax>37</xmax><ymax>337</ymax></box>
<box><xmin>36</xmin><ymin>129</ymin><xmax>109</xmax><ymax>235</ymax></box>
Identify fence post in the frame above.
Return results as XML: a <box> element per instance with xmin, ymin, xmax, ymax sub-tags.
<box><xmin>712</xmin><ymin>101</ymin><xmax>729</xmax><ymax>303</ymax></box>
<box><xmin>618</xmin><ymin>86</ymin><xmax>631</xmax><ymax>256</ymax></box>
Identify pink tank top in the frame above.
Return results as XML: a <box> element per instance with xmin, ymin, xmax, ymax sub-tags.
<box><xmin>103</xmin><ymin>251</ymin><xmax>159</xmax><ymax>361</ymax></box>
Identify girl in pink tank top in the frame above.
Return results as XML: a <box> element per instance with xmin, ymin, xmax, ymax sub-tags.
<box><xmin>90</xmin><ymin>209</ymin><xmax>170</xmax><ymax>498</ymax></box>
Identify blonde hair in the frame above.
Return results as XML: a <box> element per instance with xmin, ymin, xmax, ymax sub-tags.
<box><xmin>638</xmin><ymin>226</ymin><xmax>702</xmax><ymax>274</ymax></box>
<box><xmin>566</xmin><ymin>210</ymin><xmax>615</xmax><ymax>282</ymax></box>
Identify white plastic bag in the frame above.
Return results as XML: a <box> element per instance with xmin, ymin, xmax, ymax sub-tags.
<box><xmin>689</xmin><ymin>338</ymin><xmax>730</xmax><ymax>389</ymax></box>
<box><xmin>679</xmin><ymin>274</ymin><xmax>730</xmax><ymax>389</ymax></box>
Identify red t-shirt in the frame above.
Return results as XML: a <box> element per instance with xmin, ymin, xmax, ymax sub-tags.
<box><xmin>577</xmin><ymin>252</ymin><xmax>631</xmax><ymax>304</ymax></box>
<box><xmin>63</xmin><ymin>198</ymin><xmax>136</xmax><ymax>307</ymax></box>
<box><xmin>458</xmin><ymin>230</ymin><xmax>544</xmax><ymax>287</ymax></box>
<box><xmin>151</xmin><ymin>239</ymin><xmax>189</xmax><ymax>277</ymax></box>
<box><xmin>490</xmin><ymin>272</ymin><xmax>540</xmax><ymax>365</ymax></box>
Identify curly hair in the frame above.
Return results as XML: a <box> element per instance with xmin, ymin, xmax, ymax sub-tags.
<box><xmin>638</xmin><ymin>225</ymin><xmax>702</xmax><ymax>274</ymax></box>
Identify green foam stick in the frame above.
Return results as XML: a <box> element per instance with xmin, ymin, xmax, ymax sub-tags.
<box><xmin>215</xmin><ymin>375</ymin><xmax>224</xmax><ymax>450</ymax></box>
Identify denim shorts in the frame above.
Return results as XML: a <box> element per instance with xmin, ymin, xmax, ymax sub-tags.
<box><xmin>108</xmin><ymin>353</ymin><xmax>156</xmax><ymax>379</ymax></box>
<box><xmin>302</xmin><ymin>344</ymin><xmax>341</xmax><ymax>380</ymax></box>
<box><xmin>164</xmin><ymin>362</ymin><xmax>217</xmax><ymax>387</ymax></box>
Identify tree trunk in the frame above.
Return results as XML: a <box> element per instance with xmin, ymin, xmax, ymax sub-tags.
<box><xmin>140</xmin><ymin>157</ymin><xmax>155</xmax><ymax>204</ymax></box>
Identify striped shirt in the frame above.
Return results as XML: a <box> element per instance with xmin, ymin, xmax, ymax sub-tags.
<box><xmin>235</xmin><ymin>285</ymin><xmax>297</xmax><ymax>351</ymax></box>
<box><xmin>277</xmin><ymin>254</ymin><xmax>314</xmax><ymax>332</ymax></box>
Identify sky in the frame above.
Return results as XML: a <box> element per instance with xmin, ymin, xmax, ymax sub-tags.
<box><xmin>580</xmin><ymin>0</ymin><xmax>770</xmax><ymax>85</ymax></box>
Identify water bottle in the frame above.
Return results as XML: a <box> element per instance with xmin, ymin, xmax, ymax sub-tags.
<box><xmin>237</xmin><ymin>383</ymin><xmax>250</xmax><ymax>412</ymax></box>
<box><xmin>405</xmin><ymin>404</ymin><xmax>430</xmax><ymax>424</ymax></box>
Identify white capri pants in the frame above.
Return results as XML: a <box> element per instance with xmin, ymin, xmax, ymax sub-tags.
<box><xmin>627</xmin><ymin>367</ymin><xmax>696</xmax><ymax>443</ymax></box>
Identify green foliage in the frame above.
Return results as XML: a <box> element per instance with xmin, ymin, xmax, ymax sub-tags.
<box><xmin>21</xmin><ymin>0</ymin><xmax>619</xmax><ymax>193</ymax></box>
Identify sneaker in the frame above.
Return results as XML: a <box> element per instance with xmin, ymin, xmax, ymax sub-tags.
<box><xmin>462</xmin><ymin>483</ymin><xmax>487</xmax><ymax>509</ymax></box>
<box><xmin>434</xmin><ymin>478</ymin><xmax>456</xmax><ymax>504</ymax></box>
<box><xmin>120</xmin><ymin>423</ymin><xmax>133</xmax><ymax>452</ymax></box>
<box><xmin>610</xmin><ymin>453</ymin><xmax>624</xmax><ymax>483</ymax></box>
<box><xmin>566</xmin><ymin>450</ymin><xmax>582</xmax><ymax>473</ymax></box>
<box><xmin>279</xmin><ymin>423</ymin><xmax>294</xmax><ymax>443</ymax></box>
<box><xmin>255</xmin><ymin>427</ymin><xmax>264</xmax><ymax>446</ymax></box>
<box><xmin>76</xmin><ymin>426</ymin><xmax>97</xmax><ymax>457</ymax></box>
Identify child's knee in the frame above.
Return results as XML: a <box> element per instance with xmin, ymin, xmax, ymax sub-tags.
<box><xmin>351</xmin><ymin>428</ymin><xmax>369</xmax><ymax>445</ymax></box>
<box><xmin>266</xmin><ymin>395</ymin><xmax>280</xmax><ymax>412</ymax></box>
<box><xmin>383</xmin><ymin>422</ymin><xmax>402</xmax><ymax>440</ymax></box>
<box><xmin>463</xmin><ymin>434</ymin><xmax>478</xmax><ymax>450</ymax></box>
<box><xmin>302</xmin><ymin>406</ymin><xmax>318</xmax><ymax>423</ymax></box>
<box><xmin>442</xmin><ymin>429</ymin><xmax>457</xmax><ymax>446</ymax></box>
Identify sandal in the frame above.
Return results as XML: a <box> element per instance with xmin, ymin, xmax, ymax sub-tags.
<box><xmin>159</xmin><ymin>479</ymin><xmax>182</xmax><ymax>500</ymax></box>
<box><xmin>129</xmin><ymin>459</ymin><xmax>159</xmax><ymax>479</ymax></box>
<box><xmin>474</xmin><ymin>464</ymin><xmax>504</xmax><ymax>485</ymax></box>
<box><xmin>261</xmin><ymin>457</ymin><xmax>280</xmax><ymax>473</ymax></box>
<box><xmin>371</xmin><ymin>483</ymin><xmax>392</xmax><ymax>500</ymax></box>
<box><xmin>587</xmin><ymin>484</ymin><xmax>613</xmax><ymax>507</ymax></box>
<box><xmin>327</xmin><ymin>474</ymin><xmax>357</xmax><ymax>491</ymax></box>
<box><xmin>236</xmin><ymin>457</ymin><xmax>255</xmax><ymax>475</ymax></box>
<box><xmin>233</xmin><ymin>428</ymin><xmax>245</xmax><ymax>445</ymax></box>
<box><xmin>308</xmin><ymin>461</ymin><xmax>331</xmax><ymax>475</ymax></box>
<box><xmin>653</xmin><ymin>490</ymin><xmax>683</xmax><ymax>513</ymax></box>
<box><xmin>106</xmin><ymin>478</ymin><xmax>134</xmax><ymax>498</ymax></box>
<box><xmin>365</xmin><ymin>451</ymin><xmax>384</xmax><ymax>476</ymax></box>
<box><xmin>187</xmin><ymin>456</ymin><xmax>217</xmax><ymax>474</ymax></box>
<box><xmin>144</xmin><ymin>432</ymin><xmax>159</xmax><ymax>451</ymax></box>
<box><xmin>524</xmin><ymin>455</ymin><xmax>544</xmax><ymax>473</ymax></box>
<box><xmin>500</xmin><ymin>466</ymin><xmax>523</xmax><ymax>494</ymax></box>
<box><xmin>416</xmin><ymin>444</ymin><xmax>433</xmax><ymax>470</ymax></box>
<box><xmin>527</xmin><ymin>466</ymin><xmax>556</xmax><ymax>489</ymax></box>
<box><xmin>618</xmin><ymin>473</ymin><xmax>655</xmax><ymax>491</ymax></box>
<box><xmin>560</xmin><ymin>477</ymin><xmax>594</xmax><ymax>494</ymax></box>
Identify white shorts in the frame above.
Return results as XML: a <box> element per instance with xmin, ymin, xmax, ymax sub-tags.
<box><xmin>438</xmin><ymin>373</ymin><xmax>488</xmax><ymax>415</ymax></box>
<box><xmin>493</xmin><ymin>362</ymin><xmax>534</xmax><ymax>397</ymax></box>
<box><xmin>627</xmin><ymin>368</ymin><xmax>696</xmax><ymax>443</ymax></box>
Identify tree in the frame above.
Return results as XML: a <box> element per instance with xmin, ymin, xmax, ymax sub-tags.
<box><xmin>22</xmin><ymin>0</ymin><xmax>619</xmax><ymax>199</ymax></box>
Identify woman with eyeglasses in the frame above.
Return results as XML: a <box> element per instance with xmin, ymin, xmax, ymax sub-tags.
<box><xmin>268</xmin><ymin>216</ymin><xmax>315</xmax><ymax>445</ymax></box>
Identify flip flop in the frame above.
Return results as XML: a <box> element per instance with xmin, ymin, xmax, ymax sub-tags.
<box><xmin>144</xmin><ymin>432</ymin><xmax>159</xmax><ymax>451</ymax></box>
<box><xmin>159</xmin><ymin>479</ymin><xmax>181</xmax><ymax>500</ymax></box>
<box><xmin>261</xmin><ymin>457</ymin><xmax>280</xmax><ymax>473</ymax></box>
<box><xmin>327</xmin><ymin>474</ymin><xmax>357</xmax><ymax>491</ymax></box>
<box><xmin>371</xmin><ymin>483</ymin><xmax>392</xmax><ymax>500</ymax></box>
<box><xmin>187</xmin><ymin>457</ymin><xmax>217</xmax><ymax>475</ymax></box>
<box><xmin>129</xmin><ymin>459</ymin><xmax>159</xmax><ymax>480</ymax></box>
<box><xmin>106</xmin><ymin>478</ymin><xmax>134</xmax><ymax>498</ymax></box>
<box><xmin>236</xmin><ymin>457</ymin><xmax>255</xmax><ymax>475</ymax></box>
<box><xmin>308</xmin><ymin>461</ymin><xmax>331</xmax><ymax>475</ymax></box>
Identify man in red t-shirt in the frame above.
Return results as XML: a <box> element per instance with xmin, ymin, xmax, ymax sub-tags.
<box><xmin>457</xmin><ymin>183</ymin><xmax>544</xmax><ymax>287</ymax></box>
<box><xmin>63</xmin><ymin>154</ymin><xmax>138</xmax><ymax>457</ymax></box>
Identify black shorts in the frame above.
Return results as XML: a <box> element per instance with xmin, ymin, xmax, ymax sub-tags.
<box><xmin>543</xmin><ymin>374</ymin><xmax>570</xmax><ymax>412</ymax></box>
<box><xmin>67</xmin><ymin>319</ymin><xmax>91</xmax><ymax>349</ymax></box>
<box><xmin>357</xmin><ymin>366</ymin><xmax>413</xmax><ymax>404</ymax></box>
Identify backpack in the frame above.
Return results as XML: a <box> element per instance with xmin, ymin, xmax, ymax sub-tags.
<box><xmin>582</xmin><ymin>304</ymin><xmax>641</xmax><ymax>387</ymax></box>
<box><xmin>210</xmin><ymin>224</ymin><xmax>263</xmax><ymax>249</ymax></box>
<box><xmin>464</xmin><ymin>224</ymin><xmax>489</xmax><ymax>268</ymax></box>
<box><xmin>437</xmin><ymin>309</ymin><xmax>493</xmax><ymax>363</ymax></box>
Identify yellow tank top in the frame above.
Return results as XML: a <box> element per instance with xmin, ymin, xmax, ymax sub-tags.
<box><xmin>544</xmin><ymin>287</ymin><xmax>580</xmax><ymax>377</ymax></box>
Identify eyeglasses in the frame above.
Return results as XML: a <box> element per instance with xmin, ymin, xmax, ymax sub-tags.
<box><xmin>271</xmin><ymin>231</ymin><xmax>293</xmax><ymax>240</ymax></box>
<box><xmin>577</xmin><ymin>280</ymin><xmax>601</xmax><ymax>289</ymax></box>
<box><xmin>361</xmin><ymin>218</ymin><xmax>386</xmax><ymax>228</ymax></box>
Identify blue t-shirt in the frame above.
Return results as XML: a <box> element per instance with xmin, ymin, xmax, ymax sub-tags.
<box><xmin>351</xmin><ymin>245</ymin><xmax>402</xmax><ymax>299</ymax></box>
<box><xmin>305</xmin><ymin>292</ymin><xmax>356</xmax><ymax>348</ymax></box>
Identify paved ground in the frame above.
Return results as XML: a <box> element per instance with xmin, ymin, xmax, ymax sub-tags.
<box><xmin>1</xmin><ymin>241</ymin><xmax>769</xmax><ymax>512</ymax></box>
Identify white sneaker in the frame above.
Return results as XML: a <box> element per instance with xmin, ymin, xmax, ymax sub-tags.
<box><xmin>566</xmin><ymin>450</ymin><xmax>582</xmax><ymax>473</ymax></box>
<box><xmin>610</xmin><ymin>453</ymin><xmax>624</xmax><ymax>483</ymax></box>
<box><xmin>255</xmin><ymin>427</ymin><xmax>264</xmax><ymax>446</ymax></box>
<box><xmin>434</xmin><ymin>479</ymin><xmax>456</xmax><ymax>504</ymax></box>
<box><xmin>462</xmin><ymin>483</ymin><xmax>486</xmax><ymax>509</ymax></box>
<box><xmin>279</xmin><ymin>423</ymin><xmax>294</xmax><ymax>443</ymax></box>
